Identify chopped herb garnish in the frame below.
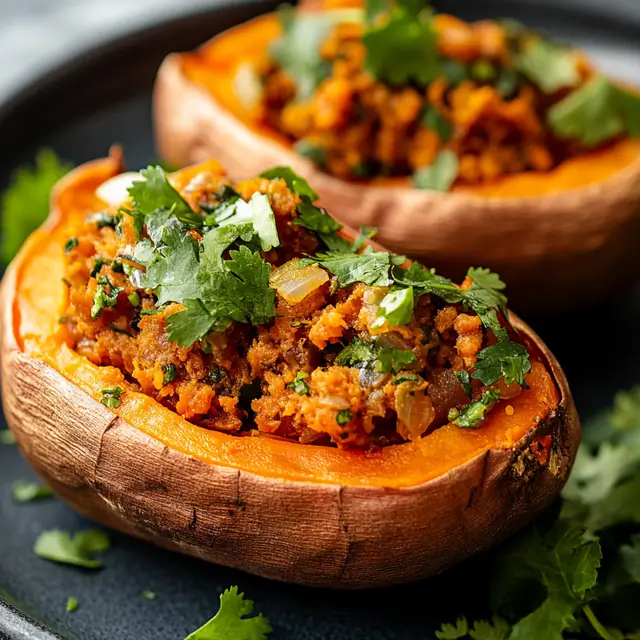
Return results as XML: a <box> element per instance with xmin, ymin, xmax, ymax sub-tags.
<box><xmin>473</xmin><ymin>340</ymin><xmax>531</xmax><ymax>387</ymax></box>
<box><xmin>206</xmin><ymin>367</ymin><xmax>226</xmax><ymax>384</ymax></box>
<box><xmin>392</xmin><ymin>374</ymin><xmax>420</xmax><ymax>385</ymax></box>
<box><xmin>351</xmin><ymin>226</ymin><xmax>377</xmax><ymax>253</ymax></box>
<box><xmin>548</xmin><ymin>76</ymin><xmax>640</xmax><ymax>147</ymax></box>
<box><xmin>141</xmin><ymin>590</ymin><xmax>157</xmax><ymax>601</ymax></box>
<box><xmin>34</xmin><ymin>529</ymin><xmax>110</xmax><ymax>569</ymax></box>
<box><xmin>1</xmin><ymin>149</ymin><xmax>72</xmax><ymax>265</ymax></box>
<box><xmin>362</xmin><ymin>0</ymin><xmax>439</xmax><ymax>86</ymax></box>
<box><xmin>87</xmin><ymin>211</ymin><xmax>122</xmax><ymax>230</ymax></box>
<box><xmin>336</xmin><ymin>409</ymin><xmax>353</xmax><ymax>425</ymax></box>
<box><xmin>128</xmin><ymin>292</ymin><xmax>141</xmax><ymax>307</ymax></box>
<box><xmin>515</xmin><ymin>39</ymin><xmax>579</xmax><ymax>93</ymax></box>
<box><xmin>12</xmin><ymin>480</ymin><xmax>54</xmax><ymax>503</ymax></box>
<box><xmin>100</xmin><ymin>386</ymin><xmax>124</xmax><ymax>409</ymax></box>
<box><xmin>91</xmin><ymin>275</ymin><xmax>122</xmax><ymax>319</ymax></box>
<box><xmin>422</xmin><ymin>105</ymin><xmax>453</xmax><ymax>142</ymax></box>
<box><xmin>66</xmin><ymin>597</ymin><xmax>79</xmax><ymax>613</ymax></box>
<box><xmin>455</xmin><ymin>370</ymin><xmax>473</xmax><ymax>399</ymax></box>
<box><xmin>162</xmin><ymin>364</ymin><xmax>177</xmax><ymax>385</ymax></box>
<box><xmin>0</xmin><ymin>430</ymin><xmax>16</xmax><ymax>445</ymax></box>
<box><xmin>336</xmin><ymin>337</ymin><xmax>416</xmax><ymax>374</ymax></box>
<box><xmin>90</xmin><ymin>257</ymin><xmax>107</xmax><ymax>278</ymax></box>
<box><xmin>184</xmin><ymin>586</ymin><xmax>271</xmax><ymax>640</ymax></box>
<box><xmin>58</xmin><ymin>316</ymin><xmax>68</xmax><ymax>324</ymax></box>
<box><xmin>64</xmin><ymin>237</ymin><xmax>78</xmax><ymax>254</ymax></box>
<box><xmin>453</xmin><ymin>388</ymin><xmax>501</xmax><ymax>428</ymax></box>
<box><xmin>413</xmin><ymin>150</ymin><xmax>459</xmax><ymax>192</ymax></box>
<box><xmin>470</xmin><ymin>59</ymin><xmax>496</xmax><ymax>82</ymax></box>
<box><xmin>294</xmin><ymin>139</ymin><xmax>327</xmax><ymax>166</ymax></box>
<box><xmin>288</xmin><ymin>371</ymin><xmax>310</xmax><ymax>396</ymax></box>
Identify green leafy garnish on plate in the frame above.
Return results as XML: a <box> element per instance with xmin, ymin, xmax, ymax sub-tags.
<box><xmin>12</xmin><ymin>480</ymin><xmax>54</xmax><ymax>503</ymax></box>
<box><xmin>0</xmin><ymin>429</ymin><xmax>16</xmax><ymax>445</ymax></box>
<box><xmin>184</xmin><ymin>586</ymin><xmax>271</xmax><ymax>640</ymax></box>
<box><xmin>0</xmin><ymin>149</ymin><xmax>72</xmax><ymax>265</ymax></box>
<box><xmin>66</xmin><ymin>597</ymin><xmax>79</xmax><ymax>613</ymax></box>
<box><xmin>34</xmin><ymin>529</ymin><xmax>110</xmax><ymax>569</ymax></box>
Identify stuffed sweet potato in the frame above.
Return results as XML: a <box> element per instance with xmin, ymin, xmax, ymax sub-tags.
<box><xmin>154</xmin><ymin>0</ymin><xmax>640</xmax><ymax>313</ymax></box>
<box><xmin>0</xmin><ymin>149</ymin><xmax>579</xmax><ymax>587</ymax></box>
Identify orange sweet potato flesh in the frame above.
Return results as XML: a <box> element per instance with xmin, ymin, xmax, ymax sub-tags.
<box><xmin>13</xmin><ymin>155</ymin><xmax>556</xmax><ymax>489</ymax></box>
<box><xmin>181</xmin><ymin>13</ymin><xmax>640</xmax><ymax>198</ymax></box>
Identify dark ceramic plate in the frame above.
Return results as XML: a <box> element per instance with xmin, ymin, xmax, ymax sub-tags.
<box><xmin>2</xmin><ymin>1</ymin><xmax>640</xmax><ymax>638</ymax></box>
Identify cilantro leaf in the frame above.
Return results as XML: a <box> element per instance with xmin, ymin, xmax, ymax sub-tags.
<box><xmin>455</xmin><ymin>370</ymin><xmax>473</xmax><ymax>399</ymax></box>
<box><xmin>127</xmin><ymin>166</ymin><xmax>201</xmax><ymax>236</ymax></box>
<box><xmin>166</xmin><ymin>299</ymin><xmax>218</xmax><ymax>347</ymax></box>
<box><xmin>372</xmin><ymin>286</ymin><xmax>414</xmax><ymax>328</ymax></box>
<box><xmin>12</xmin><ymin>480</ymin><xmax>54</xmax><ymax>503</ymax></box>
<box><xmin>66</xmin><ymin>597</ymin><xmax>79</xmax><ymax>613</ymax></box>
<box><xmin>34</xmin><ymin>529</ymin><xmax>110</xmax><ymax>569</ymax></box>
<box><xmin>142</xmin><ymin>219</ymin><xmax>201</xmax><ymax>305</ymax></box>
<box><xmin>269</xmin><ymin>7</ymin><xmax>334</xmax><ymax>100</ymax></box>
<box><xmin>413</xmin><ymin>150</ymin><xmax>459</xmax><ymax>192</ymax></box>
<box><xmin>436</xmin><ymin>617</ymin><xmax>469</xmax><ymax>639</ymax></box>
<box><xmin>352</xmin><ymin>226</ymin><xmax>377</xmax><ymax>253</ymax></box>
<box><xmin>453</xmin><ymin>389</ymin><xmax>500</xmax><ymax>428</ymax></box>
<box><xmin>294</xmin><ymin>201</ymin><xmax>351</xmax><ymax>252</ymax></box>
<box><xmin>473</xmin><ymin>340</ymin><xmax>531</xmax><ymax>387</ymax></box>
<box><xmin>362</xmin><ymin>3</ymin><xmax>439</xmax><ymax>86</ymax></box>
<box><xmin>217</xmin><ymin>193</ymin><xmax>279</xmax><ymax>252</ymax></box>
<box><xmin>91</xmin><ymin>276</ymin><xmax>123</xmax><ymax>319</ymax></box>
<box><xmin>468</xmin><ymin>617</ymin><xmax>510</xmax><ymax>640</ymax></box>
<box><xmin>515</xmin><ymin>39</ymin><xmax>579</xmax><ymax>93</ymax></box>
<box><xmin>0</xmin><ymin>429</ymin><xmax>16</xmax><ymax>445</ymax></box>
<box><xmin>288</xmin><ymin>371</ymin><xmax>310</xmax><ymax>396</ymax></box>
<box><xmin>260</xmin><ymin>166</ymin><xmax>319</xmax><ymax>202</ymax></box>
<box><xmin>548</xmin><ymin>76</ymin><xmax>625</xmax><ymax>147</ymax></box>
<box><xmin>1</xmin><ymin>149</ymin><xmax>72</xmax><ymax>265</ymax></box>
<box><xmin>184</xmin><ymin>586</ymin><xmax>271</xmax><ymax>640</ymax></box>
<box><xmin>335</xmin><ymin>337</ymin><xmax>416</xmax><ymax>374</ymax></box>
<box><xmin>303</xmin><ymin>247</ymin><xmax>397</xmax><ymax>287</ymax></box>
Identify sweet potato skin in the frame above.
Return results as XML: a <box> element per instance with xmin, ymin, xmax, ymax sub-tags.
<box><xmin>0</xmin><ymin>157</ymin><xmax>580</xmax><ymax>588</ymax></box>
<box><xmin>154</xmin><ymin>47</ymin><xmax>640</xmax><ymax>315</ymax></box>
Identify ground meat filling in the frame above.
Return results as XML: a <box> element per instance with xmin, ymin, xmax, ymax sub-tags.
<box><xmin>62</xmin><ymin>167</ymin><xmax>526</xmax><ymax>450</ymax></box>
<box><xmin>257</xmin><ymin>11</ymin><xmax>599</xmax><ymax>185</ymax></box>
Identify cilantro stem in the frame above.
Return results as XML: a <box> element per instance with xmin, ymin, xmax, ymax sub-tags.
<box><xmin>583</xmin><ymin>604</ymin><xmax>617</xmax><ymax>640</ymax></box>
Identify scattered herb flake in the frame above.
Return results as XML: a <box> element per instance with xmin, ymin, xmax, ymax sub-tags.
<box><xmin>12</xmin><ymin>480</ymin><xmax>54</xmax><ymax>503</ymax></box>
<box><xmin>162</xmin><ymin>364</ymin><xmax>177</xmax><ymax>385</ymax></box>
<box><xmin>454</xmin><ymin>388</ymin><xmax>500</xmax><ymax>428</ymax></box>
<box><xmin>100</xmin><ymin>386</ymin><xmax>124</xmax><ymax>409</ymax></box>
<box><xmin>515</xmin><ymin>39</ymin><xmax>579</xmax><ymax>93</ymax></box>
<box><xmin>66</xmin><ymin>598</ymin><xmax>79</xmax><ymax>613</ymax></box>
<box><xmin>336</xmin><ymin>409</ymin><xmax>353</xmax><ymax>426</ymax></box>
<box><xmin>91</xmin><ymin>276</ymin><xmax>123</xmax><ymax>319</ymax></box>
<box><xmin>288</xmin><ymin>371</ymin><xmax>310</xmax><ymax>396</ymax></box>
<box><xmin>34</xmin><ymin>529</ymin><xmax>110</xmax><ymax>569</ymax></box>
<box><xmin>64</xmin><ymin>237</ymin><xmax>78</xmax><ymax>254</ymax></box>
<box><xmin>455</xmin><ymin>370</ymin><xmax>473</xmax><ymax>399</ymax></box>
<box><xmin>142</xmin><ymin>590</ymin><xmax>157</xmax><ymax>601</ymax></box>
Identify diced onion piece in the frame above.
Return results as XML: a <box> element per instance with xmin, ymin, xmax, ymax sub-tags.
<box><xmin>96</xmin><ymin>172</ymin><xmax>143</xmax><ymax>206</ymax></box>
<box><xmin>394</xmin><ymin>377</ymin><xmax>435</xmax><ymax>441</ymax></box>
<box><xmin>233</xmin><ymin>62</ymin><xmax>263</xmax><ymax>111</ymax></box>
<box><xmin>270</xmin><ymin>259</ymin><xmax>329</xmax><ymax>304</ymax></box>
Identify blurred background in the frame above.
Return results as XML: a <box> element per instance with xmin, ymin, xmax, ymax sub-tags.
<box><xmin>1</xmin><ymin>0</ymin><xmax>640</xmax><ymax>103</ymax></box>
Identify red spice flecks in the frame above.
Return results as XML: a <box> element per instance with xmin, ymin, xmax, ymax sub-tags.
<box><xmin>531</xmin><ymin>435</ymin><xmax>552</xmax><ymax>466</ymax></box>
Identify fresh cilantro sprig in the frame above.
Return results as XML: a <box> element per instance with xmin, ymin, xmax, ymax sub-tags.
<box><xmin>34</xmin><ymin>529</ymin><xmax>111</xmax><ymax>569</ymax></box>
<box><xmin>515</xmin><ymin>39</ymin><xmax>580</xmax><ymax>94</ymax></box>
<box><xmin>548</xmin><ymin>76</ymin><xmax>640</xmax><ymax>147</ymax></box>
<box><xmin>436</xmin><ymin>386</ymin><xmax>640</xmax><ymax>640</ymax></box>
<box><xmin>362</xmin><ymin>0</ymin><xmax>440</xmax><ymax>86</ymax></box>
<box><xmin>1</xmin><ymin>149</ymin><xmax>72</xmax><ymax>265</ymax></box>
<box><xmin>184</xmin><ymin>586</ymin><xmax>271</xmax><ymax>640</ymax></box>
